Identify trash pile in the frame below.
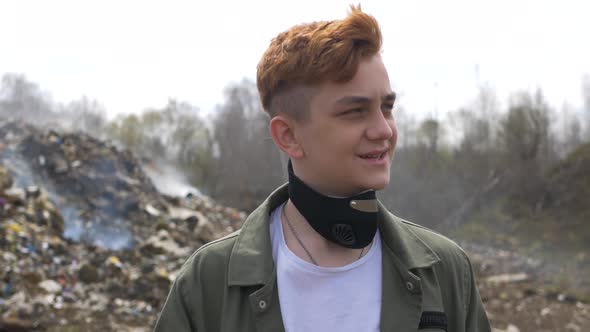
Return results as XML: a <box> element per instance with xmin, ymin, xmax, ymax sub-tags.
<box><xmin>462</xmin><ymin>243</ymin><xmax>590</xmax><ymax>332</ymax></box>
<box><xmin>4</xmin><ymin>120</ymin><xmax>169</xmax><ymax>249</ymax></box>
<box><xmin>0</xmin><ymin>120</ymin><xmax>245</xmax><ymax>331</ymax></box>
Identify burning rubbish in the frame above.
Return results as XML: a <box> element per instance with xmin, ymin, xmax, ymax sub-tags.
<box><xmin>0</xmin><ymin>120</ymin><xmax>245</xmax><ymax>331</ymax></box>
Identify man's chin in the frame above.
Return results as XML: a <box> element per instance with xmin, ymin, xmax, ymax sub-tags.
<box><xmin>373</xmin><ymin>183</ymin><xmax>389</xmax><ymax>191</ymax></box>
<box><xmin>361</xmin><ymin>177</ymin><xmax>390</xmax><ymax>192</ymax></box>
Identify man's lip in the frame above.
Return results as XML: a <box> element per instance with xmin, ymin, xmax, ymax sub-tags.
<box><xmin>358</xmin><ymin>149</ymin><xmax>388</xmax><ymax>157</ymax></box>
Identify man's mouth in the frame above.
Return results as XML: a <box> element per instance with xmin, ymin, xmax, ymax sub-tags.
<box><xmin>359</xmin><ymin>153</ymin><xmax>384</xmax><ymax>159</ymax></box>
<box><xmin>359</xmin><ymin>150</ymin><xmax>387</xmax><ymax>160</ymax></box>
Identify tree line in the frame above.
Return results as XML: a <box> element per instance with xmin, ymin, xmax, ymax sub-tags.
<box><xmin>1</xmin><ymin>73</ymin><xmax>589</xmax><ymax>231</ymax></box>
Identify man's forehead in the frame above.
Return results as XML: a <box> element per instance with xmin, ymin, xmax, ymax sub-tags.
<box><xmin>318</xmin><ymin>69</ymin><xmax>393</xmax><ymax>105</ymax></box>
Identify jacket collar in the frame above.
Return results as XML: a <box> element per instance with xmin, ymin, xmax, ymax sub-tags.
<box><xmin>227</xmin><ymin>183</ymin><xmax>440</xmax><ymax>286</ymax></box>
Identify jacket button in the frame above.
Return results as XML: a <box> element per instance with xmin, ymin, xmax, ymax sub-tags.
<box><xmin>406</xmin><ymin>281</ymin><xmax>414</xmax><ymax>291</ymax></box>
<box><xmin>258</xmin><ymin>300</ymin><xmax>267</xmax><ymax>310</ymax></box>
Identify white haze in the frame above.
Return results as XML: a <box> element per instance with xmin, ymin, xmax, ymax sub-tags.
<box><xmin>1</xmin><ymin>0</ymin><xmax>589</xmax><ymax>119</ymax></box>
<box><xmin>142</xmin><ymin>162</ymin><xmax>202</xmax><ymax>198</ymax></box>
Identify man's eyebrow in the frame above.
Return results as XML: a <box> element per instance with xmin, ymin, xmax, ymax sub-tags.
<box><xmin>335</xmin><ymin>92</ymin><xmax>397</xmax><ymax>106</ymax></box>
<box><xmin>335</xmin><ymin>96</ymin><xmax>371</xmax><ymax>105</ymax></box>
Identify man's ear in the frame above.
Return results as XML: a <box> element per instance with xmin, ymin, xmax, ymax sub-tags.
<box><xmin>269</xmin><ymin>115</ymin><xmax>304</xmax><ymax>159</ymax></box>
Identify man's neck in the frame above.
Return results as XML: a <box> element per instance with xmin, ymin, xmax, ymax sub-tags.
<box><xmin>281</xmin><ymin>200</ymin><xmax>372</xmax><ymax>268</ymax></box>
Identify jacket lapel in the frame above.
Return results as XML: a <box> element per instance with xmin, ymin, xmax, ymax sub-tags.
<box><xmin>227</xmin><ymin>185</ymin><xmax>288</xmax><ymax>286</ymax></box>
<box><xmin>377</xmin><ymin>202</ymin><xmax>442</xmax><ymax>331</ymax></box>
<box><xmin>227</xmin><ymin>184</ymin><xmax>288</xmax><ymax>331</ymax></box>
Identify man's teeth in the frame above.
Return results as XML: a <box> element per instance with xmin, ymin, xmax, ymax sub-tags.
<box><xmin>361</xmin><ymin>153</ymin><xmax>383</xmax><ymax>159</ymax></box>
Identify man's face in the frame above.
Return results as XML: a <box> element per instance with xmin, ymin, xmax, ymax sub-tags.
<box><xmin>292</xmin><ymin>54</ymin><xmax>397</xmax><ymax>197</ymax></box>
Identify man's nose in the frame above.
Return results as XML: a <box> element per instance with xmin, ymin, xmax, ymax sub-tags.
<box><xmin>366</xmin><ymin>110</ymin><xmax>393</xmax><ymax>141</ymax></box>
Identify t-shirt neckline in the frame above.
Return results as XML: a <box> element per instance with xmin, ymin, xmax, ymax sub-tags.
<box><xmin>277</xmin><ymin>202</ymin><xmax>380</xmax><ymax>274</ymax></box>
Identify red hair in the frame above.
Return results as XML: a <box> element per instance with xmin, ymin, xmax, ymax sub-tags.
<box><xmin>256</xmin><ymin>5</ymin><xmax>383</xmax><ymax>119</ymax></box>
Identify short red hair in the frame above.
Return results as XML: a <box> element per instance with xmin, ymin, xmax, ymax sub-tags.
<box><xmin>256</xmin><ymin>5</ymin><xmax>383</xmax><ymax>119</ymax></box>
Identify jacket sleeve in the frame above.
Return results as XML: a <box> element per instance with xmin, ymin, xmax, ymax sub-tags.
<box><xmin>462</xmin><ymin>252</ymin><xmax>492</xmax><ymax>332</ymax></box>
<box><xmin>153</xmin><ymin>275</ymin><xmax>195</xmax><ymax>332</ymax></box>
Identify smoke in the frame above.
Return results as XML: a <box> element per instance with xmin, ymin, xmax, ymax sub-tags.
<box><xmin>1</xmin><ymin>148</ymin><xmax>36</xmax><ymax>188</ymax></box>
<box><xmin>142</xmin><ymin>161</ymin><xmax>201</xmax><ymax>198</ymax></box>
<box><xmin>2</xmin><ymin>148</ymin><xmax>133</xmax><ymax>250</ymax></box>
<box><xmin>61</xmin><ymin>207</ymin><xmax>133</xmax><ymax>250</ymax></box>
<box><xmin>1</xmin><ymin>120</ymin><xmax>134</xmax><ymax>250</ymax></box>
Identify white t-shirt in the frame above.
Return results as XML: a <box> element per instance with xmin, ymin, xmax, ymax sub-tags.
<box><xmin>269</xmin><ymin>203</ymin><xmax>382</xmax><ymax>332</ymax></box>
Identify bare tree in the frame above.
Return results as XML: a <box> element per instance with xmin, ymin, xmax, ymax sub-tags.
<box><xmin>61</xmin><ymin>96</ymin><xmax>107</xmax><ymax>138</ymax></box>
<box><xmin>210</xmin><ymin>79</ymin><xmax>284</xmax><ymax>211</ymax></box>
<box><xmin>393</xmin><ymin>105</ymin><xmax>417</xmax><ymax>148</ymax></box>
<box><xmin>499</xmin><ymin>89</ymin><xmax>552</xmax><ymax>164</ymax></box>
<box><xmin>560</xmin><ymin>102</ymin><xmax>583</xmax><ymax>156</ymax></box>
<box><xmin>0</xmin><ymin>73</ymin><xmax>55</xmax><ymax>123</ymax></box>
<box><xmin>419</xmin><ymin>118</ymin><xmax>442</xmax><ymax>153</ymax></box>
<box><xmin>582</xmin><ymin>74</ymin><xmax>590</xmax><ymax>139</ymax></box>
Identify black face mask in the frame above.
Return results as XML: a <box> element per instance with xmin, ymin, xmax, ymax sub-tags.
<box><xmin>287</xmin><ymin>160</ymin><xmax>379</xmax><ymax>249</ymax></box>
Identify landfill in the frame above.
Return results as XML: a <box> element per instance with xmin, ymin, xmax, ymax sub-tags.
<box><xmin>0</xmin><ymin>119</ymin><xmax>588</xmax><ymax>331</ymax></box>
<box><xmin>0</xmin><ymin>120</ymin><xmax>244</xmax><ymax>331</ymax></box>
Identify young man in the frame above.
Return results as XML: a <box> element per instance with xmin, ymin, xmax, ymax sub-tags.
<box><xmin>154</xmin><ymin>6</ymin><xmax>491</xmax><ymax>332</ymax></box>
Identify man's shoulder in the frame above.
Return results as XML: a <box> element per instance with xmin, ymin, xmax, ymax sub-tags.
<box><xmin>189</xmin><ymin>229</ymin><xmax>241</xmax><ymax>263</ymax></box>
<box><xmin>175</xmin><ymin>230</ymin><xmax>241</xmax><ymax>282</ymax></box>
<box><xmin>390</xmin><ymin>213</ymin><xmax>471</xmax><ymax>266</ymax></box>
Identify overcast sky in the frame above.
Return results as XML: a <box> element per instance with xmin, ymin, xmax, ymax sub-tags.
<box><xmin>1</xmin><ymin>0</ymin><xmax>589</xmax><ymax>120</ymax></box>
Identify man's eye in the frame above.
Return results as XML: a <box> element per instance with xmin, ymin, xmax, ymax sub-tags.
<box><xmin>344</xmin><ymin>108</ymin><xmax>366</xmax><ymax>115</ymax></box>
<box><xmin>382</xmin><ymin>104</ymin><xmax>394</xmax><ymax>116</ymax></box>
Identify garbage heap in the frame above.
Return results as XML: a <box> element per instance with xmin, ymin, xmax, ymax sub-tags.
<box><xmin>464</xmin><ymin>243</ymin><xmax>590</xmax><ymax>332</ymax></box>
<box><xmin>0</xmin><ymin>120</ymin><xmax>245</xmax><ymax>331</ymax></box>
<box><xmin>8</xmin><ymin>120</ymin><xmax>170</xmax><ymax>249</ymax></box>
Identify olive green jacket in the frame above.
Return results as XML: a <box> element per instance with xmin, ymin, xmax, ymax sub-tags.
<box><xmin>154</xmin><ymin>184</ymin><xmax>491</xmax><ymax>331</ymax></box>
